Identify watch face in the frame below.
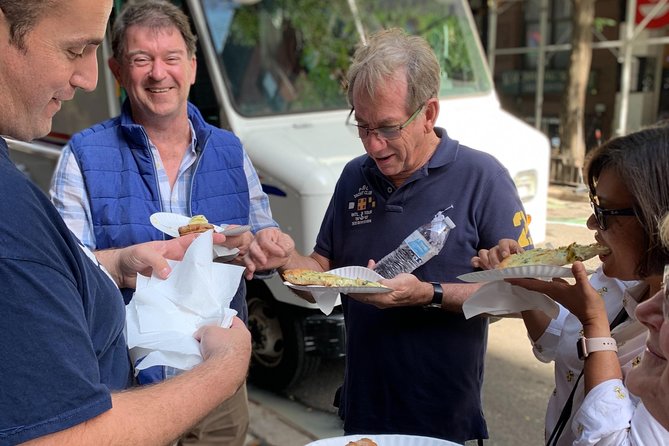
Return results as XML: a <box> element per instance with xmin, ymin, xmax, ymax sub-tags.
<box><xmin>576</xmin><ymin>337</ymin><xmax>587</xmax><ymax>360</ymax></box>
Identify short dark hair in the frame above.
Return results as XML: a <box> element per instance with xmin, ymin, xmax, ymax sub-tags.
<box><xmin>586</xmin><ymin>124</ymin><xmax>669</xmax><ymax>278</ymax></box>
<box><xmin>0</xmin><ymin>0</ymin><xmax>56</xmax><ymax>51</ymax></box>
<box><xmin>111</xmin><ymin>0</ymin><xmax>197</xmax><ymax>60</ymax></box>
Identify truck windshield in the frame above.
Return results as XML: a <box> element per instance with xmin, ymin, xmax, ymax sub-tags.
<box><xmin>201</xmin><ymin>0</ymin><xmax>492</xmax><ymax>117</ymax></box>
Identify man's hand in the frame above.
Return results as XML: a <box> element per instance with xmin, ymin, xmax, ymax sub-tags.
<box><xmin>471</xmin><ymin>238</ymin><xmax>523</xmax><ymax>270</ymax></box>
<box><xmin>96</xmin><ymin>233</ymin><xmax>227</xmax><ymax>289</ymax></box>
<box><xmin>221</xmin><ymin>230</ymin><xmax>254</xmax><ymax>257</ymax></box>
<box><xmin>194</xmin><ymin>317</ymin><xmax>252</xmax><ymax>364</ymax></box>
<box><xmin>243</xmin><ymin>227</ymin><xmax>295</xmax><ymax>279</ymax></box>
<box><xmin>349</xmin><ymin>273</ymin><xmax>432</xmax><ymax>309</ymax></box>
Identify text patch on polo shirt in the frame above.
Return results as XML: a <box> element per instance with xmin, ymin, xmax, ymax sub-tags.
<box><xmin>348</xmin><ymin>185</ymin><xmax>377</xmax><ymax>226</ymax></box>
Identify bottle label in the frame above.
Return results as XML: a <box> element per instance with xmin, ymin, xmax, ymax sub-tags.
<box><xmin>405</xmin><ymin>231</ymin><xmax>431</xmax><ymax>259</ymax></box>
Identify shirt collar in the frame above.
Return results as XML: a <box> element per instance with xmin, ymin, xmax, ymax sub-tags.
<box><xmin>146</xmin><ymin>118</ymin><xmax>198</xmax><ymax>155</ymax></box>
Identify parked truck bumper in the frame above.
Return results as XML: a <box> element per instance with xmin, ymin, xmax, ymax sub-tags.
<box><xmin>303</xmin><ymin>311</ymin><xmax>346</xmax><ymax>359</ymax></box>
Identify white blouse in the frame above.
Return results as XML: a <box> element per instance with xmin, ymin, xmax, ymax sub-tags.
<box><xmin>530</xmin><ymin>269</ymin><xmax>645</xmax><ymax>446</ymax></box>
<box><xmin>573</xmin><ymin>382</ymin><xmax>669</xmax><ymax>445</ymax></box>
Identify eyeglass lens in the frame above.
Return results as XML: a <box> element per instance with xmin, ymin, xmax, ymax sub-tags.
<box><xmin>590</xmin><ymin>202</ymin><xmax>607</xmax><ymax>231</ymax></box>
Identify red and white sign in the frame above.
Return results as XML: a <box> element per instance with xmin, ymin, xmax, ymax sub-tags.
<box><xmin>636</xmin><ymin>0</ymin><xmax>669</xmax><ymax>29</ymax></box>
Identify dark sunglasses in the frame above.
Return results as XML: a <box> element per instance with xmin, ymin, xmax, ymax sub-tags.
<box><xmin>589</xmin><ymin>194</ymin><xmax>636</xmax><ymax>231</ymax></box>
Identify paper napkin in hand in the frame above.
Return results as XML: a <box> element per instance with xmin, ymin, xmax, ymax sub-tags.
<box><xmin>463</xmin><ymin>280</ymin><xmax>559</xmax><ymax>319</ymax></box>
<box><xmin>125</xmin><ymin>230</ymin><xmax>244</xmax><ymax>373</ymax></box>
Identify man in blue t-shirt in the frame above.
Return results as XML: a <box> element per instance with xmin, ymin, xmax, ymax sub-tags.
<box><xmin>246</xmin><ymin>29</ymin><xmax>533</xmax><ymax>444</ymax></box>
<box><xmin>0</xmin><ymin>1</ymin><xmax>251</xmax><ymax>444</ymax></box>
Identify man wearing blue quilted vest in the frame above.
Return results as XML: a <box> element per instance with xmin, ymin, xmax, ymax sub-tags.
<box><xmin>49</xmin><ymin>1</ymin><xmax>282</xmax><ymax>444</ymax></box>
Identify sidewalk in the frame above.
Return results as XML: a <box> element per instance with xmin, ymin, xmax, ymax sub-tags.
<box><xmin>245</xmin><ymin>398</ymin><xmax>315</xmax><ymax>446</ymax></box>
<box><xmin>245</xmin><ymin>383</ymin><xmax>341</xmax><ymax>446</ymax></box>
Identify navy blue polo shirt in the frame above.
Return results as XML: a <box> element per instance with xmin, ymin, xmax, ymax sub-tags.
<box><xmin>315</xmin><ymin>128</ymin><xmax>533</xmax><ymax>444</ymax></box>
<box><xmin>0</xmin><ymin>139</ymin><xmax>132</xmax><ymax>444</ymax></box>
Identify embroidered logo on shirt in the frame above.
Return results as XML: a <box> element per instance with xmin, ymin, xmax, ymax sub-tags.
<box><xmin>348</xmin><ymin>185</ymin><xmax>376</xmax><ymax>227</ymax></box>
<box><xmin>614</xmin><ymin>386</ymin><xmax>626</xmax><ymax>399</ymax></box>
<box><xmin>566</xmin><ymin>370</ymin><xmax>575</xmax><ymax>382</ymax></box>
<box><xmin>632</xmin><ymin>356</ymin><xmax>641</xmax><ymax>367</ymax></box>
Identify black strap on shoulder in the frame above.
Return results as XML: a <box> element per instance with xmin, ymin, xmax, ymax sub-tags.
<box><xmin>545</xmin><ymin>306</ymin><xmax>628</xmax><ymax>446</ymax></box>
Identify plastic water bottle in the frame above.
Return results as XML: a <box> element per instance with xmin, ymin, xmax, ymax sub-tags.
<box><xmin>374</xmin><ymin>211</ymin><xmax>456</xmax><ymax>279</ymax></box>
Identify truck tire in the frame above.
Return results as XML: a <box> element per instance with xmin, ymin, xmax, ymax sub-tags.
<box><xmin>246</xmin><ymin>281</ymin><xmax>320</xmax><ymax>391</ymax></box>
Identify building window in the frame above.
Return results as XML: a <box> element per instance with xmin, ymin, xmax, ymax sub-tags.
<box><xmin>524</xmin><ymin>0</ymin><xmax>572</xmax><ymax>69</ymax></box>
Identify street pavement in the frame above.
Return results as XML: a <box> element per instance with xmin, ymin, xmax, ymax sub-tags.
<box><xmin>244</xmin><ymin>185</ymin><xmax>596</xmax><ymax>446</ymax></box>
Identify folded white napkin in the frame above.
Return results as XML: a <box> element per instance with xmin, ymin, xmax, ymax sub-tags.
<box><xmin>463</xmin><ymin>280</ymin><xmax>559</xmax><ymax>319</ymax></box>
<box><xmin>125</xmin><ymin>230</ymin><xmax>244</xmax><ymax>373</ymax></box>
<box><xmin>310</xmin><ymin>289</ymin><xmax>341</xmax><ymax>316</ymax></box>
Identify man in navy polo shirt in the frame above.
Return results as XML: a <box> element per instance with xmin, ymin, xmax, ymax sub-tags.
<box><xmin>246</xmin><ymin>28</ymin><xmax>533</xmax><ymax>444</ymax></box>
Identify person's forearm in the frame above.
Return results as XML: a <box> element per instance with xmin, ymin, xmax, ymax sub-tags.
<box><xmin>24</xmin><ymin>354</ymin><xmax>248</xmax><ymax>445</ymax></box>
<box><xmin>521</xmin><ymin>309</ymin><xmax>552</xmax><ymax>341</ymax></box>
<box><xmin>93</xmin><ymin>248</ymin><xmax>124</xmax><ymax>287</ymax></box>
<box><xmin>582</xmin><ymin>319</ymin><xmax>622</xmax><ymax>394</ymax></box>
<box><xmin>280</xmin><ymin>251</ymin><xmax>329</xmax><ymax>273</ymax></box>
<box><xmin>440</xmin><ymin>282</ymin><xmax>482</xmax><ymax>312</ymax></box>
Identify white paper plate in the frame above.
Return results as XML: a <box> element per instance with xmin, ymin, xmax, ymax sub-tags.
<box><xmin>457</xmin><ymin>265</ymin><xmax>575</xmax><ymax>283</ymax></box>
<box><xmin>284</xmin><ymin>265</ymin><xmax>392</xmax><ymax>294</ymax></box>
<box><xmin>150</xmin><ymin>212</ymin><xmax>251</xmax><ymax>237</ymax></box>
<box><xmin>305</xmin><ymin>434</ymin><xmax>460</xmax><ymax>446</ymax></box>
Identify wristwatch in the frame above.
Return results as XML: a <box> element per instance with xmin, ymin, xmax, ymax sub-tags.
<box><xmin>576</xmin><ymin>336</ymin><xmax>617</xmax><ymax>360</ymax></box>
<box><xmin>424</xmin><ymin>282</ymin><xmax>443</xmax><ymax>309</ymax></box>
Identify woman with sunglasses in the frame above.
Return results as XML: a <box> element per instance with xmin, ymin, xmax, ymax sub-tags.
<box><xmin>472</xmin><ymin>124</ymin><xmax>669</xmax><ymax>445</ymax></box>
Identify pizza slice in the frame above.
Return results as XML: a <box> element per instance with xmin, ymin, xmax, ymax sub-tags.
<box><xmin>497</xmin><ymin>242</ymin><xmax>610</xmax><ymax>269</ymax></box>
<box><xmin>282</xmin><ymin>269</ymin><xmax>388</xmax><ymax>288</ymax></box>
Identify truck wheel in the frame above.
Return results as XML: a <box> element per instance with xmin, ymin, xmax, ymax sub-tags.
<box><xmin>246</xmin><ymin>287</ymin><xmax>320</xmax><ymax>391</ymax></box>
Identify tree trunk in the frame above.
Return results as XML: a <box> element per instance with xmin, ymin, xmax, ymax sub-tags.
<box><xmin>559</xmin><ymin>0</ymin><xmax>595</xmax><ymax>171</ymax></box>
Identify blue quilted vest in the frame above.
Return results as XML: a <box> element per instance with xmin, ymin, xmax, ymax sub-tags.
<box><xmin>69</xmin><ymin>101</ymin><xmax>250</xmax><ymax>249</ymax></box>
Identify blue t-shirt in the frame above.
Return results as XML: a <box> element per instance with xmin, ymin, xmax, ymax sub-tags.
<box><xmin>315</xmin><ymin>128</ymin><xmax>533</xmax><ymax>444</ymax></box>
<box><xmin>0</xmin><ymin>139</ymin><xmax>132</xmax><ymax>444</ymax></box>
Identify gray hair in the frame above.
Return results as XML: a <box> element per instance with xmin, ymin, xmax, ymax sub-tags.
<box><xmin>0</xmin><ymin>0</ymin><xmax>56</xmax><ymax>51</ymax></box>
<box><xmin>586</xmin><ymin>123</ymin><xmax>669</xmax><ymax>278</ymax></box>
<box><xmin>111</xmin><ymin>0</ymin><xmax>197</xmax><ymax>59</ymax></box>
<box><xmin>346</xmin><ymin>28</ymin><xmax>440</xmax><ymax>113</ymax></box>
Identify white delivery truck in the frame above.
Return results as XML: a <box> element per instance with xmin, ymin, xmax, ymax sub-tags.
<box><xmin>7</xmin><ymin>0</ymin><xmax>549</xmax><ymax>390</ymax></box>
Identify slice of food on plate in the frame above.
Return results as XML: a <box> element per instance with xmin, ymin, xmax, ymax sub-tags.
<box><xmin>498</xmin><ymin>242</ymin><xmax>610</xmax><ymax>269</ymax></box>
<box><xmin>282</xmin><ymin>269</ymin><xmax>388</xmax><ymax>288</ymax></box>
<box><xmin>178</xmin><ymin>214</ymin><xmax>214</xmax><ymax>236</ymax></box>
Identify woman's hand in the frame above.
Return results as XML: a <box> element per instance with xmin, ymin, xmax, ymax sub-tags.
<box><xmin>471</xmin><ymin>239</ymin><xmax>524</xmax><ymax>270</ymax></box>
<box><xmin>508</xmin><ymin>261</ymin><xmax>609</xmax><ymax>329</ymax></box>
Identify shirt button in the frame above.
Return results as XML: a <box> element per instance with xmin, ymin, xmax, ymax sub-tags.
<box><xmin>387</xmin><ymin>187</ymin><xmax>393</xmax><ymax>193</ymax></box>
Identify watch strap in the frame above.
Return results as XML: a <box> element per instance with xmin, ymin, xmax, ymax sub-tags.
<box><xmin>577</xmin><ymin>336</ymin><xmax>617</xmax><ymax>360</ymax></box>
<box><xmin>424</xmin><ymin>282</ymin><xmax>443</xmax><ymax>308</ymax></box>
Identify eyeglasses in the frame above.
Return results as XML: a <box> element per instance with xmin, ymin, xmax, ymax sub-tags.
<box><xmin>346</xmin><ymin>104</ymin><xmax>425</xmax><ymax>141</ymax></box>
<box><xmin>589</xmin><ymin>194</ymin><xmax>636</xmax><ymax>231</ymax></box>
